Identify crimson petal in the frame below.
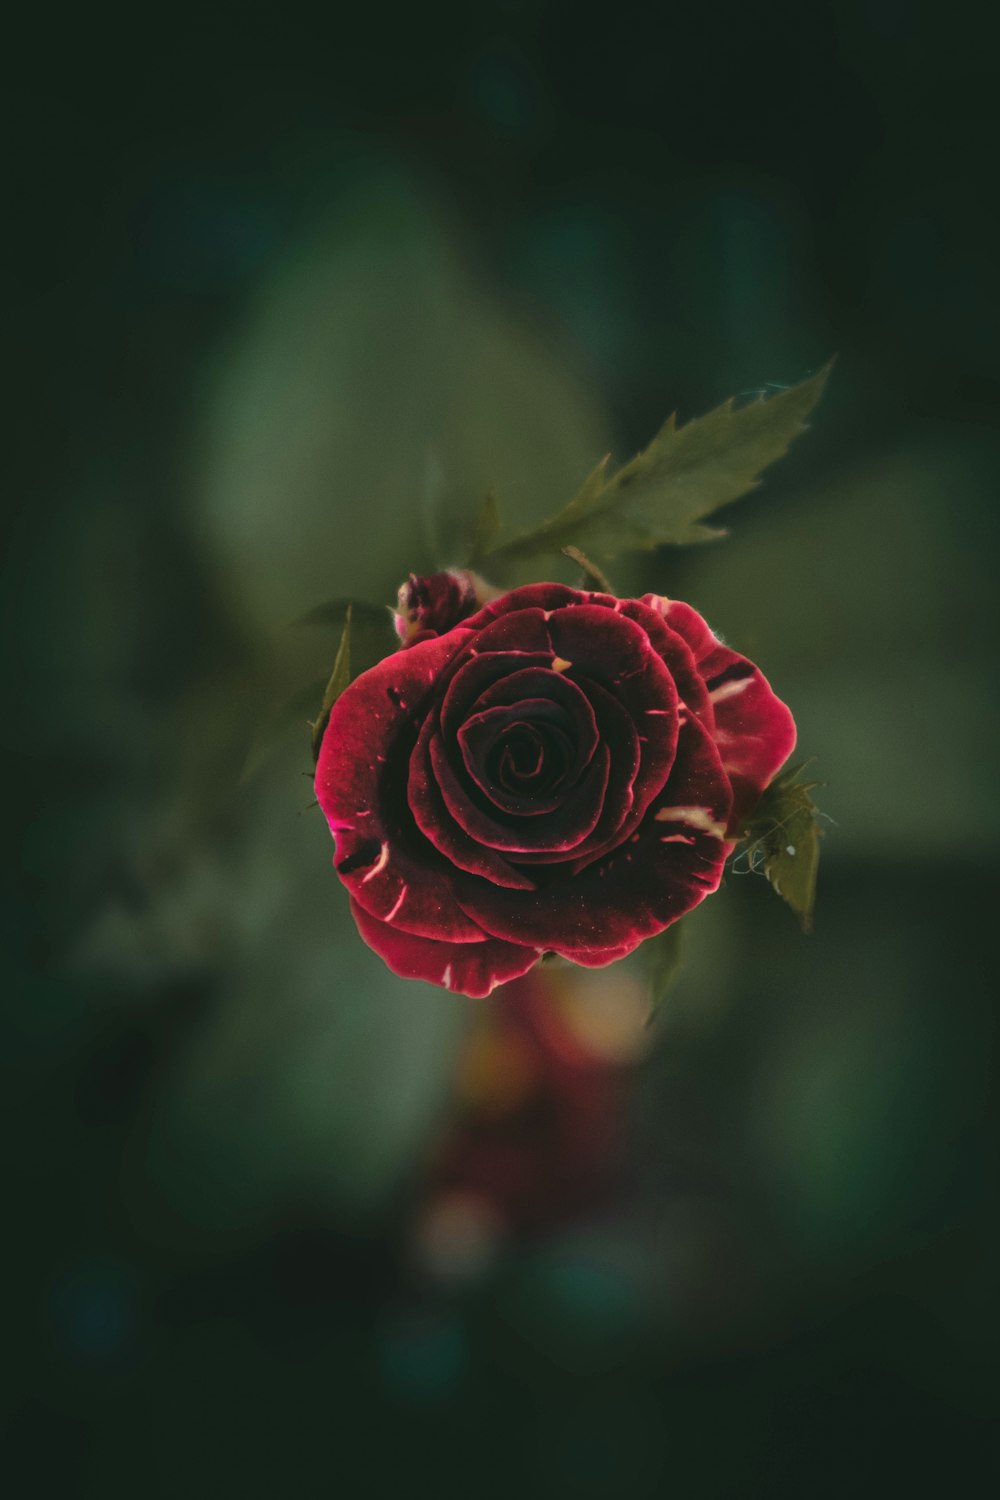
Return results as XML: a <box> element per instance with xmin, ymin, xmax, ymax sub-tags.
<box><xmin>462</xmin><ymin>667</ymin><xmax>600</xmax><ymax>790</ymax></box>
<box><xmin>511</xmin><ymin>677</ymin><xmax>639</xmax><ymax>866</ymax></box>
<box><xmin>463</xmin><ymin>582</ymin><xmax>608</xmax><ymax>629</ymax></box>
<box><xmin>350</xmin><ymin>899</ymin><xmax>540</xmax><ymax>997</ymax></box>
<box><xmin>429</xmin><ymin>730</ymin><xmax>613</xmax><ymax>854</ymax></box>
<box><xmin>548</xmin><ymin>606</ymin><xmax>679</xmax><ymax>820</ymax></box>
<box><xmin>315</xmin><ymin>629</ymin><xmax>487</xmax><ymax>943</ymax></box>
<box><xmin>451</xmin><ymin>715</ymin><xmax>733</xmax><ymax>958</ymax></box>
<box><xmin>439</xmin><ymin>649</ymin><xmax>554</xmax><ymax>746</ymax></box>
<box><xmin>616</xmin><ymin>597</ymin><xmax>714</xmax><ymax>728</ymax></box>
<box><xmin>459</xmin><ymin>702</ymin><xmax>577</xmax><ymax>813</ymax></box>
<box><xmin>408</xmin><ymin>712</ymin><xmax>538</xmax><ymax>889</ymax></box>
<box><xmin>648</xmin><ymin>596</ymin><xmax>796</xmax><ymax>828</ymax></box>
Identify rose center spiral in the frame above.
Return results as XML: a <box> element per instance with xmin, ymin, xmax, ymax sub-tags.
<box><xmin>487</xmin><ymin>719</ymin><xmax>573</xmax><ymax>795</ymax></box>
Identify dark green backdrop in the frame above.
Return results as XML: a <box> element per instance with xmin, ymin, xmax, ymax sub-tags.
<box><xmin>6</xmin><ymin>2</ymin><xmax>998</xmax><ymax>1495</ymax></box>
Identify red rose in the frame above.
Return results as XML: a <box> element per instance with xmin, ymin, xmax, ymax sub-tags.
<box><xmin>315</xmin><ymin>582</ymin><xmax>795</xmax><ymax>997</ymax></box>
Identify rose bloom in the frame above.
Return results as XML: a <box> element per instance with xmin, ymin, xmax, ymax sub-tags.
<box><xmin>315</xmin><ymin>577</ymin><xmax>795</xmax><ymax>997</ymax></box>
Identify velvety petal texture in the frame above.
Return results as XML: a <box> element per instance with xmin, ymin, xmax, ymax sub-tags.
<box><xmin>641</xmin><ymin>595</ymin><xmax>797</xmax><ymax>830</ymax></box>
<box><xmin>316</xmin><ymin>577</ymin><xmax>796</xmax><ymax>997</ymax></box>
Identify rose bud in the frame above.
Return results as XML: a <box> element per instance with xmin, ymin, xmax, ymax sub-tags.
<box><xmin>394</xmin><ymin>569</ymin><xmax>499</xmax><ymax>647</ymax></box>
<box><xmin>316</xmin><ymin>584</ymin><xmax>796</xmax><ymax>998</ymax></box>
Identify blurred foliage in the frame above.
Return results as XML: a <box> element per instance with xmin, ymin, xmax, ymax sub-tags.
<box><xmin>7</xmin><ymin>1</ymin><xmax>1000</xmax><ymax>1495</ymax></box>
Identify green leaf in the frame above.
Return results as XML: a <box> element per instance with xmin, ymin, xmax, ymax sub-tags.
<box><xmin>308</xmin><ymin>605</ymin><xmax>352</xmax><ymax>763</ymax></box>
<box><xmin>480</xmin><ymin>361</ymin><xmax>832</xmax><ymax>568</ymax></box>
<box><xmin>465</xmin><ymin>493</ymin><xmax>501</xmax><ymax>568</ymax></box>
<box><xmin>736</xmin><ymin>762</ymin><xmax>825</xmax><ymax>931</ymax></box>
<box><xmin>642</xmin><ymin>920</ymin><xmax>685</xmax><ymax>1018</ymax></box>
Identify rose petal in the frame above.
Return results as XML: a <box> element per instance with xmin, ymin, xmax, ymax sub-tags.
<box><xmin>429</xmin><ymin>729</ymin><xmax>613</xmax><ymax>854</ymax></box>
<box><xmin>460</xmin><ymin>606</ymin><xmax>556</xmax><ymax>657</ymax></box>
<box><xmin>464</xmin><ymin>582</ymin><xmax>608</xmax><ymax>630</ymax></box>
<box><xmin>462</xmin><ymin>667</ymin><xmax>601</xmax><ymax>796</ymax></box>
<box><xmin>451</xmin><ymin>715</ymin><xmax>733</xmax><ymax>958</ymax></box>
<box><xmin>350</xmin><ymin>898</ymin><xmax>541</xmax><ymax>998</ymax></box>
<box><xmin>439</xmin><ymin>649</ymin><xmax>554</xmax><ymax>746</ymax></box>
<box><xmin>511</xmin><ymin>677</ymin><xmax>640</xmax><ymax>865</ymax></box>
<box><xmin>553</xmin><ymin>938</ymin><xmax>643</xmax><ymax>968</ymax></box>
<box><xmin>548</xmin><ymin>606</ymin><xmax>679</xmax><ymax>826</ymax></box>
<box><xmin>408</xmin><ymin>713</ymin><xmax>538</xmax><ymax>890</ymax></box>
<box><xmin>458</xmin><ymin>685</ymin><xmax>599</xmax><ymax>814</ymax></box>
<box><xmin>315</xmin><ymin>629</ymin><xmax>487</xmax><ymax>943</ymax></box>
<box><xmin>649</xmin><ymin>596</ymin><xmax>796</xmax><ymax>827</ymax></box>
<box><xmin>616</xmin><ymin>597</ymin><xmax>714</xmax><ymax>727</ymax></box>
<box><xmin>453</xmin><ymin>600</ymin><xmax>678</xmax><ymax>877</ymax></box>
<box><xmin>459</xmin><ymin>703</ymin><xmax>575</xmax><ymax>813</ymax></box>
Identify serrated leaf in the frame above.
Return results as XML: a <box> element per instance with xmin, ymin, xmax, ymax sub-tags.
<box><xmin>481</xmin><ymin>362</ymin><xmax>832</xmax><ymax>568</ymax></box>
<box><xmin>642</xmin><ymin>920</ymin><xmax>685</xmax><ymax>1018</ymax></box>
<box><xmin>465</xmin><ymin>493</ymin><xmax>501</xmax><ymax>568</ymax></box>
<box><xmin>737</xmin><ymin>763</ymin><xmax>824</xmax><ymax>931</ymax></box>
<box><xmin>308</xmin><ymin>605</ymin><xmax>352</xmax><ymax>762</ymax></box>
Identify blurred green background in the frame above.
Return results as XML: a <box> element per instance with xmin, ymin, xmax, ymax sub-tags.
<box><xmin>6</xmin><ymin>2</ymin><xmax>998</xmax><ymax>1495</ymax></box>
